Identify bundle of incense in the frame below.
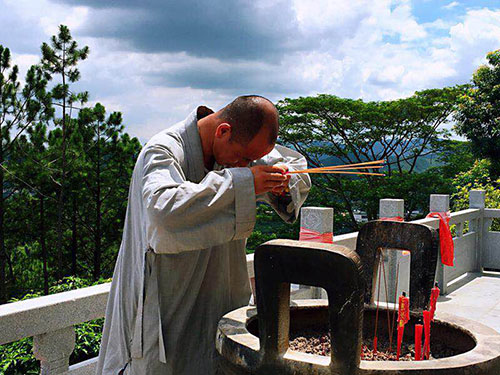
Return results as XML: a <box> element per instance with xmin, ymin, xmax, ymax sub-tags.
<box><xmin>286</xmin><ymin>159</ymin><xmax>385</xmax><ymax>176</ymax></box>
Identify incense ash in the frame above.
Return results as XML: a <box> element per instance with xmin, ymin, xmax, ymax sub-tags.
<box><xmin>289</xmin><ymin>331</ymin><xmax>460</xmax><ymax>361</ymax></box>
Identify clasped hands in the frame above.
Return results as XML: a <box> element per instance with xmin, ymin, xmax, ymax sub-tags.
<box><xmin>249</xmin><ymin>164</ymin><xmax>291</xmax><ymax>196</ymax></box>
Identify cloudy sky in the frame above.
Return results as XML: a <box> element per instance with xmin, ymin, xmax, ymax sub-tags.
<box><xmin>1</xmin><ymin>0</ymin><xmax>500</xmax><ymax>143</ymax></box>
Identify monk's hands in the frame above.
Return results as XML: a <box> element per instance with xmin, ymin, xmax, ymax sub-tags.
<box><xmin>270</xmin><ymin>164</ymin><xmax>291</xmax><ymax>195</ymax></box>
<box><xmin>249</xmin><ymin>164</ymin><xmax>291</xmax><ymax>196</ymax></box>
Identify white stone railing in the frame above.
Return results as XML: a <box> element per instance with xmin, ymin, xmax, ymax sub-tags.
<box><xmin>1</xmin><ymin>190</ymin><xmax>498</xmax><ymax>374</ymax></box>
<box><xmin>0</xmin><ymin>283</ymin><xmax>109</xmax><ymax>374</ymax></box>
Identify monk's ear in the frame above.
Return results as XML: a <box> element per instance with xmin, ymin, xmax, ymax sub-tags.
<box><xmin>215</xmin><ymin>123</ymin><xmax>232</xmax><ymax>139</ymax></box>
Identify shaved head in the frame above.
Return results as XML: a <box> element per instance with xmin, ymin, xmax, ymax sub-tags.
<box><xmin>216</xmin><ymin>95</ymin><xmax>279</xmax><ymax>145</ymax></box>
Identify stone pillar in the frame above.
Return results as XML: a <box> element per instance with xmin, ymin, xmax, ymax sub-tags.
<box><xmin>469</xmin><ymin>190</ymin><xmax>486</xmax><ymax>209</ymax></box>
<box><xmin>430</xmin><ymin>194</ymin><xmax>450</xmax><ymax>294</ymax></box>
<box><xmin>300</xmin><ymin>207</ymin><xmax>334</xmax><ymax>239</ymax></box>
<box><xmin>378</xmin><ymin>199</ymin><xmax>407</xmax><ymax>304</ymax></box>
<box><xmin>33</xmin><ymin>327</ymin><xmax>75</xmax><ymax>375</ymax></box>
<box><xmin>430</xmin><ymin>194</ymin><xmax>450</xmax><ymax>213</ymax></box>
<box><xmin>470</xmin><ymin>190</ymin><xmax>486</xmax><ymax>272</ymax></box>
<box><xmin>299</xmin><ymin>207</ymin><xmax>334</xmax><ymax>299</ymax></box>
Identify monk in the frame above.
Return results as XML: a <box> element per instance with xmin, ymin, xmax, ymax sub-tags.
<box><xmin>95</xmin><ymin>95</ymin><xmax>311</xmax><ymax>375</ymax></box>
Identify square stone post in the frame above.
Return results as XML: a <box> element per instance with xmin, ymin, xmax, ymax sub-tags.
<box><xmin>298</xmin><ymin>207</ymin><xmax>334</xmax><ymax>299</ymax></box>
<box><xmin>33</xmin><ymin>326</ymin><xmax>75</xmax><ymax>375</ymax></box>
<box><xmin>378</xmin><ymin>199</ymin><xmax>408</xmax><ymax>304</ymax></box>
<box><xmin>430</xmin><ymin>194</ymin><xmax>450</xmax><ymax>213</ymax></box>
<box><xmin>300</xmin><ymin>207</ymin><xmax>334</xmax><ymax>238</ymax></box>
<box><xmin>470</xmin><ymin>190</ymin><xmax>486</xmax><ymax>273</ymax></box>
<box><xmin>430</xmin><ymin>194</ymin><xmax>450</xmax><ymax>295</ymax></box>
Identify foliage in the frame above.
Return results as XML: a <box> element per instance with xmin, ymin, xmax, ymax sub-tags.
<box><xmin>451</xmin><ymin>159</ymin><xmax>500</xmax><ymax>231</ymax></box>
<box><xmin>0</xmin><ymin>25</ymin><xmax>143</xmax><ymax>302</ymax></box>
<box><xmin>277</xmin><ymin>88</ymin><xmax>463</xmax><ymax>230</ymax></box>
<box><xmin>455</xmin><ymin>50</ymin><xmax>500</xmax><ymax>177</ymax></box>
<box><xmin>0</xmin><ymin>44</ymin><xmax>52</xmax><ymax>302</ymax></box>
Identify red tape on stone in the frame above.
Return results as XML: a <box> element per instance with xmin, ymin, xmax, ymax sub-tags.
<box><xmin>299</xmin><ymin>227</ymin><xmax>334</xmax><ymax>244</ymax></box>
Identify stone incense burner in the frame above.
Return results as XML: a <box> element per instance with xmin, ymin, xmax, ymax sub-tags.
<box><xmin>216</xmin><ymin>221</ymin><xmax>500</xmax><ymax>374</ymax></box>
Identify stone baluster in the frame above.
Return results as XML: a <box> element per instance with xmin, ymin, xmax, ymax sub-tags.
<box><xmin>299</xmin><ymin>207</ymin><xmax>334</xmax><ymax>299</ymax></box>
<box><xmin>469</xmin><ymin>190</ymin><xmax>486</xmax><ymax>273</ymax></box>
<box><xmin>430</xmin><ymin>194</ymin><xmax>450</xmax><ymax>295</ymax></box>
<box><xmin>33</xmin><ymin>327</ymin><xmax>75</xmax><ymax>375</ymax></box>
<box><xmin>378</xmin><ymin>199</ymin><xmax>408</xmax><ymax>304</ymax></box>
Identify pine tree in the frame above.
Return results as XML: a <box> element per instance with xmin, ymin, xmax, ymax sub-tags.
<box><xmin>41</xmin><ymin>25</ymin><xmax>89</xmax><ymax>278</ymax></box>
<box><xmin>77</xmin><ymin>103</ymin><xmax>141</xmax><ymax>279</ymax></box>
<box><xmin>0</xmin><ymin>45</ymin><xmax>52</xmax><ymax>301</ymax></box>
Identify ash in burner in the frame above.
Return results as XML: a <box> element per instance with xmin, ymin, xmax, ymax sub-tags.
<box><xmin>289</xmin><ymin>330</ymin><xmax>461</xmax><ymax>361</ymax></box>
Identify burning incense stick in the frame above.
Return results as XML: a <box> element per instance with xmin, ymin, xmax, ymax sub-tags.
<box><xmin>286</xmin><ymin>159</ymin><xmax>386</xmax><ymax>176</ymax></box>
<box><xmin>293</xmin><ymin>171</ymin><xmax>385</xmax><ymax>176</ymax></box>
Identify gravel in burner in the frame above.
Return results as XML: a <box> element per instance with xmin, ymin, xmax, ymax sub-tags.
<box><xmin>289</xmin><ymin>330</ymin><xmax>461</xmax><ymax>361</ymax></box>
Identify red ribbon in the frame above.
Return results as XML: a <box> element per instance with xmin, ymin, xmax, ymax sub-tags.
<box><xmin>426</xmin><ymin>211</ymin><xmax>454</xmax><ymax>266</ymax></box>
<box><xmin>299</xmin><ymin>227</ymin><xmax>333</xmax><ymax>244</ymax></box>
<box><xmin>379</xmin><ymin>216</ymin><xmax>404</xmax><ymax>222</ymax></box>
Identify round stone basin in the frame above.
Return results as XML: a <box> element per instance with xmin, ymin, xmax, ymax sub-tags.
<box><xmin>216</xmin><ymin>299</ymin><xmax>500</xmax><ymax>375</ymax></box>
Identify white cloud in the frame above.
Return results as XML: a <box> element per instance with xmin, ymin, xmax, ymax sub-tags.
<box><xmin>2</xmin><ymin>0</ymin><xmax>500</xmax><ymax>141</ymax></box>
<box><xmin>443</xmin><ymin>1</ymin><xmax>459</xmax><ymax>10</ymax></box>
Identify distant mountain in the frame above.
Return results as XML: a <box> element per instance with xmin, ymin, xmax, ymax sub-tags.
<box><xmin>285</xmin><ymin>139</ymin><xmax>442</xmax><ymax>173</ymax></box>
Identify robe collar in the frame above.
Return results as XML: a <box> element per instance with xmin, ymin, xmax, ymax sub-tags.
<box><xmin>184</xmin><ymin>106</ymin><xmax>214</xmax><ymax>183</ymax></box>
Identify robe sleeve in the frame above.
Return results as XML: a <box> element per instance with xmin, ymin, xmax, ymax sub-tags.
<box><xmin>142</xmin><ymin>144</ymin><xmax>256</xmax><ymax>254</ymax></box>
<box><xmin>251</xmin><ymin>144</ymin><xmax>311</xmax><ymax>223</ymax></box>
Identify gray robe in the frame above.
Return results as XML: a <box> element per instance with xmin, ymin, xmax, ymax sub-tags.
<box><xmin>95</xmin><ymin>107</ymin><xmax>311</xmax><ymax>375</ymax></box>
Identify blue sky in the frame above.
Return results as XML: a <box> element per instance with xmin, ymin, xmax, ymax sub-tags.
<box><xmin>1</xmin><ymin>0</ymin><xmax>500</xmax><ymax>142</ymax></box>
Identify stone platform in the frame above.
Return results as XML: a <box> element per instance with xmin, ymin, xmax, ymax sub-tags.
<box><xmin>436</xmin><ymin>272</ymin><xmax>500</xmax><ymax>333</ymax></box>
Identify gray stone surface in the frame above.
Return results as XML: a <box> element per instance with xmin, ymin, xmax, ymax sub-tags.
<box><xmin>33</xmin><ymin>327</ymin><xmax>75</xmax><ymax>375</ymax></box>
<box><xmin>299</xmin><ymin>207</ymin><xmax>334</xmax><ymax>298</ymax></box>
<box><xmin>379</xmin><ymin>199</ymin><xmax>404</xmax><ymax>218</ymax></box>
<box><xmin>430</xmin><ymin>194</ymin><xmax>450</xmax><ymax>213</ymax></box>
<box><xmin>217</xmin><ymin>299</ymin><xmax>500</xmax><ymax>374</ymax></box>
<box><xmin>470</xmin><ymin>190</ymin><xmax>486</xmax><ymax>209</ymax></box>
<box><xmin>300</xmin><ymin>206</ymin><xmax>333</xmax><ymax>233</ymax></box>
<box><xmin>378</xmin><ymin>199</ymin><xmax>408</xmax><ymax>304</ymax></box>
<box><xmin>436</xmin><ymin>272</ymin><xmax>500</xmax><ymax>333</ymax></box>
<box><xmin>0</xmin><ymin>283</ymin><xmax>109</xmax><ymax>345</ymax></box>
<box><xmin>68</xmin><ymin>357</ymin><xmax>98</xmax><ymax>375</ymax></box>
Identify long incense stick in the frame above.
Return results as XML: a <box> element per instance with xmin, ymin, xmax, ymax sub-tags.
<box><xmin>317</xmin><ymin>159</ymin><xmax>385</xmax><ymax>170</ymax></box>
<box><xmin>302</xmin><ymin>165</ymin><xmax>384</xmax><ymax>172</ymax></box>
<box><xmin>288</xmin><ymin>170</ymin><xmax>385</xmax><ymax>176</ymax></box>
<box><xmin>288</xmin><ymin>160</ymin><xmax>385</xmax><ymax>176</ymax></box>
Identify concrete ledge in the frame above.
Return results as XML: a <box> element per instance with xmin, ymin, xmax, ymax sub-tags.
<box><xmin>485</xmin><ymin>208</ymin><xmax>500</xmax><ymax>219</ymax></box>
<box><xmin>0</xmin><ymin>283</ymin><xmax>110</xmax><ymax>345</ymax></box>
<box><xmin>68</xmin><ymin>357</ymin><xmax>98</xmax><ymax>375</ymax></box>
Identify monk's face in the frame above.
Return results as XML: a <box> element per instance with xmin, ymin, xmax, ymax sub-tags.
<box><xmin>213</xmin><ymin>125</ymin><xmax>275</xmax><ymax>168</ymax></box>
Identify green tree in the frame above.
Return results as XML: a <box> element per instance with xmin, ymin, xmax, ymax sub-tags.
<box><xmin>0</xmin><ymin>45</ymin><xmax>52</xmax><ymax>302</ymax></box>
<box><xmin>452</xmin><ymin>159</ymin><xmax>500</xmax><ymax>231</ymax></box>
<box><xmin>277</xmin><ymin>88</ymin><xmax>462</xmax><ymax>230</ymax></box>
<box><xmin>41</xmin><ymin>24</ymin><xmax>89</xmax><ymax>278</ymax></box>
<box><xmin>11</xmin><ymin>123</ymin><xmax>57</xmax><ymax>295</ymax></box>
<box><xmin>76</xmin><ymin>103</ymin><xmax>141</xmax><ymax>279</ymax></box>
<box><xmin>455</xmin><ymin>49</ymin><xmax>500</xmax><ymax>177</ymax></box>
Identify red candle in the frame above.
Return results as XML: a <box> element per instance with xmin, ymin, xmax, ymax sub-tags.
<box><xmin>373</xmin><ymin>336</ymin><xmax>377</xmax><ymax>353</ymax></box>
<box><xmin>423</xmin><ymin>310</ymin><xmax>431</xmax><ymax>359</ymax></box>
<box><xmin>415</xmin><ymin>324</ymin><xmax>423</xmax><ymax>360</ymax></box>
<box><xmin>396</xmin><ymin>293</ymin><xmax>410</xmax><ymax>360</ymax></box>
<box><xmin>397</xmin><ymin>324</ymin><xmax>404</xmax><ymax>360</ymax></box>
<box><xmin>430</xmin><ymin>283</ymin><xmax>440</xmax><ymax>321</ymax></box>
<box><xmin>398</xmin><ymin>294</ymin><xmax>410</xmax><ymax>324</ymax></box>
